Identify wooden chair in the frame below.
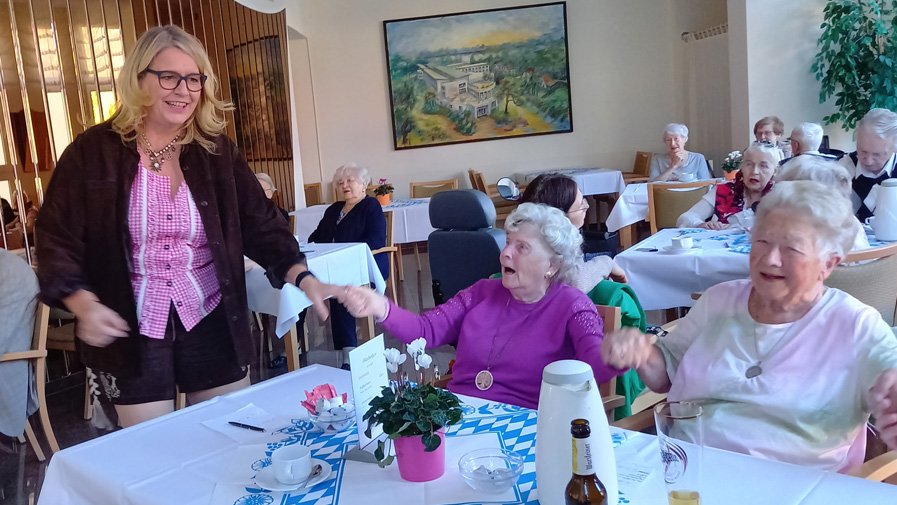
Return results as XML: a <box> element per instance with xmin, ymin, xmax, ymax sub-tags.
<box><xmin>852</xmin><ymin>449</ymin><xmax>897</xmax><ymax>482</ymax></box>
<box><xmin>826</xmin><ymin>242</ymin><xmax>897</xmax><ymax>325</ymax></box>
<box><xmin>409</xmin><ymin>179</ymin><xmax>459</xmax><ymax>271</ymax></box>
<box><xmin>2</xmin><ymin>302</ymin><xmax>59</xmax><ymax>460</ymax></box>
<box><xmin>622</xmin><ymin>151</ymin><xmax>652</xmax><ymax>184</ymax></box>
<box><xmin>410</xmin><ymin>179</ymin><xmax>458</xmax><ymax>199</ymax></box>
<box><xmin>595</xmin><ymin>304</ymin><xmax>626</xmax><ymax>418</ymax></box>
<box><xmin>468</xmin><ymin>170</ymin><xmax>518</xmax><ymax>223</ymax></box>
<box><xmin>371</xmin><ymin>210</ymin><xmax>399</xmax><ymax>304</ymax></box>
<box><xmin>647</xmin><ymin>180</ymin><xmax>717</xmax><ymax>234</ymax></box>
<box><xmin>304</xmin><ymin>183</ymin><xmax>323</xmax><ymax>206</ymax></box>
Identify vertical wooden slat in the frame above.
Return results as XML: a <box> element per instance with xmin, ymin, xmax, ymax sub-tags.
<box><xmin>275</xmin><ymin>11</ymin><xmax>294</xmax><ymax>209</ymax></box>
<box><xmin>209</xmin><ymin>0</ymin><xmax>234</xmax><ymax>139</ymax></box>
<box><xmin>226</xmin><ymin>0</ymin><xmax>255</xmax><ymax>165</ymax></box>
<box><xmin>46</xmin><ymin>0</ymin><xmax>76</xmax><ymax>141</ymax></box>
<box><xmin>262</xmin><ymin>12</ymin><xmax>287</xmax><ymax>209</ymax></box>
<box><xmin>26</xmin><ymin>0</ymin><xmax>59</xmax><ymax>166</ymax></box>
<box><xmin>94</xmin><ymin>0</ymin><xmax>118</xmax><ymax>104</ymax></box>
<box><xmin>81</xmin><ymin>0</ymin><xmax>105</xmax><ymax>125</ymax></box>
<box><xmin>238</xmin><ymin>3</ymin><xmax>265</xmax><ymax>177</ymax></box>
<box><xmin>248</xmin><ymin>9</ymin><xmax>272</xmax><ymax>179</ymax></box>
<box><xmin>130</xmin><ymin>0</ymin><xmax>148</xmax><ymax>35</ymax></box>
<box><xmin>62</xmin><ymin>0</ymin><xmax>89</xmax><ymax>130</ymax></box>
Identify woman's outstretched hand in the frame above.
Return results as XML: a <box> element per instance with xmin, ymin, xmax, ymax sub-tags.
<box><xmin>339</xmin><ymin>285</ymin><xmax>389</xmax><ymax>320</ymax></box>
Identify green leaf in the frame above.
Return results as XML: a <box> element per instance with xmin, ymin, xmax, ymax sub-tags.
<box><xmin>422</xmin><ymin>432</ymin><xmax>442</xmax><ymax>452</ymax></box>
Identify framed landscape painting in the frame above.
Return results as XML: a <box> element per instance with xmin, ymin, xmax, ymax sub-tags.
<box><xmin>383</xmin><ymin>2</ymin><xmax>573</xmax><ymax>150</ymax></box>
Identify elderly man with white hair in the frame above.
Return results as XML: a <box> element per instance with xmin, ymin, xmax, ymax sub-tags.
<box><xmin>604</xmin><ymin>180</ymin><xmax>897</xmax><ymax>473</ymax></box>
<box><xmin>785</xmin><ymin>122</ymin><xmax>833</xmax><ymax>160</ymax></box>
<box><xmin>648</xmin><ymin>123</ymin><xmax>710</xmax><ymax>182</ymax></box>
<box><xmin>840</xmin><ymin>108</ymin><xmax>897</xmax><ymax>220</ymax></box>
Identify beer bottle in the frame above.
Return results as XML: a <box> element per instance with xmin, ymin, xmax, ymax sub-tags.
<box><xmin>565</xmin><ymin>419</ymin><xmax>608</xmax><ymax>505</ymax></box>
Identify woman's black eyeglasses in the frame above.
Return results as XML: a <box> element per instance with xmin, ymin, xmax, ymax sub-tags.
<box><xmin>142</xmin><ymin>69</ymin><xmax>207</xmax><ymax>92</ymax></box>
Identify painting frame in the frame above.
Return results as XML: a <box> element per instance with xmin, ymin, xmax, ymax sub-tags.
<box><xmin>383</xmin><ymin>2</ymin><xmax>573</xmax><ymax>150</ymax></box>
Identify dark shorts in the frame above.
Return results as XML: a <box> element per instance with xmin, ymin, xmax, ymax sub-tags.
<box><xmin>94</xmin><ymin>304</ymin><xmax>247</xmax><ymax>405</ymax></box>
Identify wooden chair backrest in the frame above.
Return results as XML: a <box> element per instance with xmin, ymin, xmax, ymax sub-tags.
<box><xmin>647</xmin><ymin>180</ymin><xmax>717</xmax><ymax>234</ymax></box>
<box><xmin>304</xmin><ymin>183</ymin><xmax>323</xmax><ymax>206</ymax></box>
<box><xmin>410</xmin><ymin>179</ymin><xmax>458</xmax><ymax>199</ymax></box>
<box><xmin>826</xmin><ymin>242</ymin><xmax>897</xmax><ymax>325</ymax></box>
<box><xmin>633</xmin><ymin>151</ymin><xmax>653</xmax><ymax>176</ymax></box>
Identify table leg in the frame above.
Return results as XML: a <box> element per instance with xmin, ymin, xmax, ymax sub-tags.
<box><xmin>619</xmin><ymin>224</ymin><xmax>636</xmax><ymax>250</ymax></box>
<box><xmin>359</xmin><ymin>315</ymin><xmax>376</xmax><ymax>344</ymax></box>
<box><xmin>286</xmin><ymin>325</ymin><xmax>301</xmax><ymax>371</ymax></box>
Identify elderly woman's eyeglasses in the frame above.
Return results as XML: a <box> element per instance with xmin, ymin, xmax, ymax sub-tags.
<box><xmin>751</xmin><ymin>140</ymin><xmax>777</xmax><ymax>149</ymax></box>
<box><xmin>143</xmin><ymin>69</ymin><xmax>207</xmax><ymax>92</ymax></box>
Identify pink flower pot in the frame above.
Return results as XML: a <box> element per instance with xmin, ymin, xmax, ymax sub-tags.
<box><xmin>393</xmin><ymin>429</ymin><xmax>445</xmax><ymax>482</ymax></box>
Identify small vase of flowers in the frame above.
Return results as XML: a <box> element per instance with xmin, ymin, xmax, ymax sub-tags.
<box><xmin>722</xmin><ymin>150</ymin><xmax>742</xmax><ymax>181</ymax></box>
<box><xmin>363</xmin><ymin>338</ymin><xmax>463</xmax><ymax>482</ymax></box>
<box><xmin>374</xmin><ymin>178</ymin><xmax>394</xmax><ymax>206</ymax></box>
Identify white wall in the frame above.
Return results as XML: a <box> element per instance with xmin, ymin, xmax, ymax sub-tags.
<box><xmin>729</xmin><ymin>0</ymin><xmax>854</xmax><ymax>151</ymax></box>
<box><xmin>286</xmin><ymin>0</ymin><xmax>727</xmax><ymax>200</ymax></box>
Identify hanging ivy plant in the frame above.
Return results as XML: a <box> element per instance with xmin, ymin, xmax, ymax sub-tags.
<box><xmin>813</xmin><ymin>0</ymin><xmax>897</xmax><ymax>130</ymax></box>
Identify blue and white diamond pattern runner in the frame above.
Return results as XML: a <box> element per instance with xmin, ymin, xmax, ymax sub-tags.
<box><xmin>212</xmin><ymin>401</ymin><xmax>634</xmax><ymax>505</ymax></box>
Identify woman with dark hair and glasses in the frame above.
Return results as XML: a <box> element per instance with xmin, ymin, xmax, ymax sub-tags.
<box><xmin>36</xmin><ymin>25</ymin><xmax>343</xmax><ymax>428</ymax></box>
<box><xmin>520</xmin><ymin>174</ymin><xmax>627</xmax><ymax>287</ymax></box>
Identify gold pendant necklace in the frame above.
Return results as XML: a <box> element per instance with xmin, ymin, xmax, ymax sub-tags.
<box><xmin>141</xmin><ymin>131</ymin><xmax>181</xmax><ymax>172</ymax></box>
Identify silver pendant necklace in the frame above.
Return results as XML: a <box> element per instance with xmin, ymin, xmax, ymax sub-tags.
<box><xmin>746</xmin><ymin>316</ymin><xmax>796</xmax><ymax>379</ymax></box>
<box><xmin>745</xmin><ymin>290</ymin><xmax>823</xmax><ymax>379</ymax></box>
<box><xmin>141</xmin><ymin>131</ymin><xmax>181</xmax><ymax>172</ymax></box>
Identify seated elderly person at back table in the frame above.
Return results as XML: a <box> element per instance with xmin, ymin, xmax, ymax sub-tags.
<box><xmin>521</xmin><ymin>173</ymin><xmax>627</xmax><ymax>288</ymax></box>
<box><xmin>784</xmin><ymin>122</ymin><xmax>830</xmax><ymax>160</ymax></box>
<box><xmin>839</xmin><ymin>108</ymin><xmax>897</xmax><ymax>221</ymax></box>
<box><xmin>308</xmin><ymin>162</ymin><xmax>388</xmax><ymax>369</ymax></box>
<box><xmin>776</xmin><ymin>155</ymin><xmax>870</xmax><ymax>251</ymax></box>
<box><xmin>340</xmin><ymin>203</ymin><xmax>624</xmax><ymax>409</ymax></box>
<box><xmin>649</xmin><ymin>123</ymin><xmax>709</xmax><ymax>182</ymax></box>
<box><xmin>604</xmin><ymin>181</ymin><xmax>897</xmax><ymax>472</ymax></box>
<box><xmin>677</xmin><ymin>141</ymin><xmax>778</xmax><ymax>230</ymax></box>
<box><xmin>754</xmin><ymin>115</ymin><xmax>789</xmax><ymax>161</ymax></box>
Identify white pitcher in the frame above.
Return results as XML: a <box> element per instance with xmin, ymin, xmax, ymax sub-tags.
<box><xmin>868</xmin><ymin>179</ymin><xmax>897</xmax><ymax>241</ymax></box>
<box><xmin>535</xmin><ymin>360</ymin><xmax>618</xmax><ymax>505</ymax></box>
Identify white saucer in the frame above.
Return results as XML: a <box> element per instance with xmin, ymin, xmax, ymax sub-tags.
<box><xmin>253</xmin><ymin>458</ymin><xmax>331</xmax><ymax>491</ymax></box>
<box><xmin>662</xmin><ymin>245</ymin><xmax>700</xmax><ymax>254</ymax></box>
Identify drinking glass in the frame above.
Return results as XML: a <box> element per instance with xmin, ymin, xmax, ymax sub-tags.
<box><xmin>654</xmin><ymin>401</ymin><xmax>703</xmax><ymax>505</ymax></box>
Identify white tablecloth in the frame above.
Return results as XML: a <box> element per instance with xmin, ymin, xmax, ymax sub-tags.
<box><xmin>605</xmin><ymin>181</ymin><xmax>721</xmax><ymax>232</ymax></box>
<box><xmin>513</xmin><ymin>168</ymin><xmax>626</xmax><ymax>197</ymax></box>
<box><xmin>245</xmin><ymin>242</ymin><xmax>385</xmax><ymax>336</ymax></box>
<box><xmin>292</xmin><ymin>199</ymin><xmax>435</xmax><ymax>244</ymax></box>
<box><xmin>38</xmin><ymin>365</ymin><xmax>897</xmax><ymax>505</ymax></box>
<box><xmin>614</xmin><ymin>228</ymin><xmax>751</xmax><ymax>310</ymax></box>
<box><xmin>606</xmin><ymin>183</ymin><xmax>648</xmax><ymax>232</ymax></box>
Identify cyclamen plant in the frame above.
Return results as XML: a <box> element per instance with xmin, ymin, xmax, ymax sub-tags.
<box><xmin>722</xmin><ymin>150</ymin><xmax>743</xmax><ymax>173</ymax></box>
<box><xmin>374</xmin><ymin>178</ymin><xmax>394</xmax><ymax>196</ymax></box>
<box><xmin>363</xmin><ymin>338</ymin><xmax>463</xmax><ymax>467</ymax></box>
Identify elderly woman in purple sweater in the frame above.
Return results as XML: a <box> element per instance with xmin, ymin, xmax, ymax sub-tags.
<box><xmin>341</xmin><ymin>203</ymin><xmax>623</xmax><ymax>409</ymax></box>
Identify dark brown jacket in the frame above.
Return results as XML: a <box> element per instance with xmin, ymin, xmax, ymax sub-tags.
<box><xmin>36</xmin><ymin>122</ymin><xmax>304</xmax><ymax>376</ymax></box>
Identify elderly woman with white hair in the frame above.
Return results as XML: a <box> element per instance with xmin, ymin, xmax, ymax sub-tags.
<box><xmin>604</xmin><ymin>180</ymin><xmax>897</xmax><ymax>472</ymax></box>
<box><xmin>308</xmin><ymin>163</ymin><xmax>388</xmax><ymax>367</ymax></box>
<box><xmin>254</xmin><ymin>172</ymin><xmax>289</xmax><ymax>224</ymax></box>
<box><xmin>776</xmin><ymin>155</ymin><xmax>870</xmax><ymax>251</ymax></box>
<box><xmin>340</xmin><ymin>203</ymin><xmax>623</xmax><ymax>409</ymax></box>
<box><xmin>677</xmin><ymin>141</ymin><xmax>778</xmax><ymax>230</ymax></box>
<box><xmin>648</xmin><ymin>123</ymin><xmax>710</xmax><ymax>182</ymax></box>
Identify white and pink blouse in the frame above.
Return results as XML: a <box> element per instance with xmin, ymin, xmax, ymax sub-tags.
<box><xmin>128</xmin><ymin>163</ymin><xmax>221</xmax><ymax>339</ymax></box>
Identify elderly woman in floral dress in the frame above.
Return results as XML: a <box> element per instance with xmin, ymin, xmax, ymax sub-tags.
<box><xmin>604</xmin><ymin>181</ymin><xmax>897</xmax><ymax>472</ymax></box>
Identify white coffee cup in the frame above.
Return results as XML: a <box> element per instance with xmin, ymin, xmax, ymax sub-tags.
<box><xmin>678</xmin><ymin>172</ymin><xmax>696</xmax><ymax>182</ymax></box>
<box><xmin>271</xmin><ymin>444</ymin><xmax>312</xmax><ymax>485</ymax></box>
<box><xmin>670</xmin><ymin>236</ymin><xmax>693</xmax><ymax>250</ymax></box>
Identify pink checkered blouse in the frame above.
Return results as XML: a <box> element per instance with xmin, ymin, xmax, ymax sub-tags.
<box><xmin>128</xmin><ymin>163</ymin><xmax>222</xmax><ymax>339</ymax></box>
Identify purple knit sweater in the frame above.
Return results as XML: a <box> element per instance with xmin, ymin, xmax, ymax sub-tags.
<box><xmin>382</xmin><ymin>279</ymin><xmax>622</xmax><ymax>409</ymax></box>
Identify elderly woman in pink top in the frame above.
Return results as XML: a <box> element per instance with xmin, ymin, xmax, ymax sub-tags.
<box><xmin>340</xmin><ymin>203</ymin><xmax>623</xmax><ymax>409</ymax></box>
<box><xmin>36</xmin><ymin>26</ymin><xmax>341</xmax><ymax>428</ymax></box>
<box><xmin>604</xmin><ymin>181</ymin><xmax>897</xmax><ymax>473</ymax></box>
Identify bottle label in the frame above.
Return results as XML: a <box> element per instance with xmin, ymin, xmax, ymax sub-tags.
<box><xmin>572</xmin><ymin>438</ymin><xmax>594</xmax><ymax>476</ymax></box>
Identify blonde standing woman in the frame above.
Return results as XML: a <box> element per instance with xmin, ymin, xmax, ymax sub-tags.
<box><xmin>36</xmin><ymin>25</ymin><xmax>342</xmax><ymax>427</ymax></box>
